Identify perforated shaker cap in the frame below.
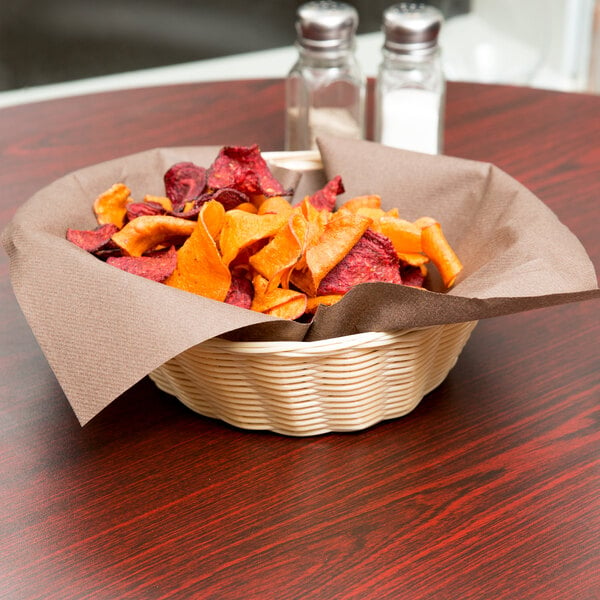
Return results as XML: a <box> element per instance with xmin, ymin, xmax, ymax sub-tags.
<box><xmin>383</xmin><ymin>3</ymin><xmax>443</xmax><ymax>54</ymax></box>
<box><xmin>296</xmin><ymin>1</ymin><xmax>359</xmax><ymax>52</ymax></box>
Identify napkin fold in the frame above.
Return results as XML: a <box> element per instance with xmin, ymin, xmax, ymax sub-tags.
<box><xmin>2</xmin><ymin>138</ymin><xmax>598</xmax><ymax>425</ymax></box>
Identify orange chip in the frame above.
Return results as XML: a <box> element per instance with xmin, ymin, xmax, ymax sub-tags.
<box><xmin>235</xmin><ymin>202</ymin><xmax>258</xmax><ymax>214</ymax></box>
<box><xmin>201</xmin><ymin>198</ymin><xmax>226</xmax><ymax>241</ymax></box>
<box><xmin>354</xmin><ymin>207</ymin><xmax>387</xmax><ymax>222</ymax></box>
<box><xmin>250</xmin><ymin>194</ymin><xmax>269</xmax><ymax>209</ymax></box>
<box><xmin>164</xmin><ymin>202</ymin><xmax>231</xmax><ymax>301</ymax></box>
<box><xmin>257</xmin><ymin>196</ymin><xmax>293</xmax><ymax>217</ymax></box>
<box><xmin>143</xmin><ymin>195</ymin><xmax>173</xmax><ymax>212</ymax></box>
<box><xmin>111</xmin><ymin>215</ymin><xmax>196</xmax><ymax>257</ymax></box>
<box><xmin>397</xmin><ymin>252</ymin><xmax>429</xmax><ymax>267</ymax></box>
<box><xmin>291</xmin><ymin>199</ymin><xmax>330</xmax><ymax>272</ymax></box>
<box><xmin>250</xmin><ymin>274</ymin><xmax>307</xmax><ymax>320</ymax></box>
<box><xmin>291</xmin><ymin>212</ymin><xmax>372</xmax><ymax>296</ymax></box>
<box><xmin>340</xmin><ymin>194</ymin><xmax>382</xmax><ymax>212</ymax></box>
<box><xmin>94</xmin><ymin>183</ymin><xmax>131</xmax><ymax>228</ymax></box>
<box><xmin>219</xmin><ymin>209</ymin><xmax>288</xmax><ymax>267</ymax></box>
<box><xmin>421</xmin><ymin>221</ymin><xmax>463</xmax><ymax>288</ymax></box>
<box><xmin>378</xmin><ymin>216</ymin><xmax>423</xmax><ymax>254</ymax></box>
<box><xmin>305</xmin><ymin>294</ymin><xmax>344</xmax><ymax>313</ymax></box>
<box><xmin>414</xmin><ymin>216</ymin><xmax>438</xmax><ymax>229</ymax></box>
<box><xmin>249</xmin><ymin>212</ymin><xmax>308</xmax><ymax>291</ymax></box>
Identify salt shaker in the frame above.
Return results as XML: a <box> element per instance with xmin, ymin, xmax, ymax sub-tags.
<box><xmin>285</xmin><ymin>1</ymin><xmax>366</xmax><ymax>151</ymax></box>
<box><xmin>374</xmin><ymin>3</ymin><xmax>445</xmax><ymax>154</ymax></box>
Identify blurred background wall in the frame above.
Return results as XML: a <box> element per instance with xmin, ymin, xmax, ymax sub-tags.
<box><xmin>0</xmin><ymin>0</ymin><xmax>597</xmax><ymax>94</ymax></box>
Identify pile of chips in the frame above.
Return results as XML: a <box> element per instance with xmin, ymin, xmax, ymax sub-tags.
<box><xmin>67</xmin><ymin>145</ymin><xmax>462</xmax><ymax>320</ymax></box>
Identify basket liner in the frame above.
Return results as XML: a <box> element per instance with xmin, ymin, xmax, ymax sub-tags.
<box><xmin>2</xmin><ymin>136</ymin><xmax>598</xmax><ymax>425</ymax></box>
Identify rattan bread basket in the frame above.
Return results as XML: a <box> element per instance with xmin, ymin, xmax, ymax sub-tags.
<box><xmin>150</xmin><ymin>321</ymin><xmax>477</xmax><ymax>436</ymax></box>
<box><xmin>149</xmin><ymin>151</ymin><xmax>477</xmax><ymax>436</ymax></box>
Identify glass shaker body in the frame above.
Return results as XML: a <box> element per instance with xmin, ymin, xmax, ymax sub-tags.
<box><xmin>375</xmin><ymin>48</ymin><xmax>445</xmax><ymax>154</ymax></box>
<box><xmin>285</xmin><ymin>0</ymin><xmax>366</xmax><ymax>152</ymax></box>
<box><xmin>286</xmin><ymin>47</ymin><xmax>365</xmax><ymax>151</ymax></box>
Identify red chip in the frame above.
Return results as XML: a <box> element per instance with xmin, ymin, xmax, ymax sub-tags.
<box><xmin>207</xmin><ymin>144</ymin><xmax>290</xmax><ymax>197</ymax></box>
<box><xmin>317</xmin><ymin>229</ymin><xmax>402</xmax><ymax>295</ymax></box>
<box><xmin>307</xmin><ymin>175</ymin><xmax>344</xmax><ymax>212</ymax></box>
<box><xmin>224</xmin><ymin>274</ymin><xmax>254</xmax><ymax>309</ymax></box>
<box><xmin>211</xmin><ymin>187</ymin><xmax>250</xmax><ymax>210</ymax></box>
<box><xmin>126</xmin><ymin>201</ymin><xmax>166</xmax><ymax>221</ymax></box>
<box><xmin>66</xmin><ymin>223</ymin><xmax>119</xmax><ymax>253</ymax></box>
<box><xmin>164</xmin><ymin>162</ymin><xmax>207</xmax><ymax>210</ymax></box>
<box><xmin>106</xmin><ymin>246</ymin><xmax>177</xmax><ymax>282</ymax></box>
<box><xmin>400</xmin><ymin>264</ymin><xmax>426</xmax><ymax>288</ymax></box>
<box><xmin>170</xmin><ymin>196</ymin><xmax>207</xmax><ymax>220</ymax></box>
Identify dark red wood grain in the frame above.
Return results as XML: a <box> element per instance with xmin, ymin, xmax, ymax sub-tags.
<box><xmin>0</xmin><ymin>80</ymin><xmax>598</xmax><ymax>600</ymax></box>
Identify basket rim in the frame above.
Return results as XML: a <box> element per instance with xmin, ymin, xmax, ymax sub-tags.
<box><xmin>263</xmin><ymin>150</ymin><xmax>323</xmax><ymax>170</ymax></box>
<box><xmin>201</xmin><ymin>321</ymin><xmax>477</xmax><ymax>355</ymax></box>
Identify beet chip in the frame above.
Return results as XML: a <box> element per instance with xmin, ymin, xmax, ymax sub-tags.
<box><xmin>107</xmin><ymin>246</ymin><xmax>177</xmax><ymax>282</ymax></box>
<box><xmin>307</xmin><ymin>175</ymin><xmax>344</xmax><ymax>212</ymax></box>
<box><xmin>401</xmin><ymin>264</ymin><xmax>426</xmax><ymax>288</ymax></box>
<box><xmin>211</xmin><ymin>188</ymin><xmax>250</xmax><ymax>210</ymax></box>
<box><xmin>164</xmin><ymin>162</ymin><xmax>207</xmax><ymax>210</ymax></box>
<box><xmin>126</xmin><ymin>201</ymin><xmax>166</xmax><ymax>221</ymax></box>
<box><xmin>224</xmin><ymin>274</ymin><xmax>254</xmax><ymax>309</ymax></box>
<box><xmin>66</xmin><ymin>223</ymin><xmax>119</xmax><ymax>253</ymax></box>
<box><xmin>317</xmin><ymin>229</ymin><xmax>402</xmax><ymax>295</ymax></box>
<box><xmin>207</xmin><ymin>144</ymin><xmax>289</xmax><ymax>197</ymax></box>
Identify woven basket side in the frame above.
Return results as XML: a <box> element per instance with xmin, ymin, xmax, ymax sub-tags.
<box><xmin>150</xmin><ymin>321</ymin><xmax>477</xmax><ymax>436</ymax></box>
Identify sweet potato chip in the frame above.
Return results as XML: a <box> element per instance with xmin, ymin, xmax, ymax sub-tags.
<box><xmin>66</xmin><ymin>223</ymin><xmax>119</xmax><ymax>253</ymax></box>
<box><xmin>291</xmin><ymin>212</ymin><xmax>372</xmax><ymax>296</ymax></box>
<box><xmin>219</xmin><ymin>210</ymin><xmax>288</xmax><ymax>267</ymax></box>
<box><xmin>414</xmin><ymin>216</ymin><xmax>438</xmax><ymax>229</ymax></box>
<box><xmin>257</xmin><ymin>196</ymin><xmax>293</xmax><ymax>217</ymax></box>
<box><xmin>111</xmin><ymin>215</ymin><xmax>196</xmax><ymax>257</ymax></box>
<box><xmin>317</xmin><ymin>229</ymin><xmax>402</xmax><ymax>295</ymax></box>
<box><xmin>397</xmin><ymin>252</ymin><xmax>429</xmax><ymax>267</ymax></box>
<box><xmin>340</xmin><ymin>194</ymin><xmax>382</xmax><ymax>212</ymax></box>
<box><xmin>164</xmin><ymin>162</ymin><xmax>207</xmax><ymax>210</ymax></box>
<box><xmin>354</xmin><ymin>207</ymin><xmax>387</xmax><ymax>222</ymax></box>
<box><xmin>292</xmin><ymin>203</ymin><xmax>330</xmax><ymax>274</ymax></box>
<box><xmin>107</xmin><ymin>246</ymin><xmax>177</xmax><ymax>282</ymax></box>
<box><xmin>201</xmin><ymin>199</ymin><xmax>226</xmax><ymax>241</ymax></box>
<box><xmin>378</xmin><ymin>216</ymin><xmax>423</xmax><ymax>254</ymax></box>
<box><xmin>249</xmin><ymin>212</ymin><xmax>308</xmax><ymax>291</ymax></box>
<box><xmin>207</xmin><ymin>144</ymin><xmax>289</xmax><ymax>197</ymax></box>
<box><xmin>421</xmin><ymin>221</ymin><xmax>463</xmax><ymax>288</ymax></box>
<box><xmin>251</xmin><ymin>274</ymin><xmax>307</xmax><ymax>320</ymax></box>
<box><xmin>165</xmin><ymin>202</ymin><xmax>231</xmax><ymax>301</ymax></box>
<box><xmin>235</xmin><ymin>202</ymin><xmax>258</xmax><ymax>214</ymax></box>
<box><xmin>93</xmin><ymin>183</ymin><xmax>131</xmax><ymax>228</ymax></box>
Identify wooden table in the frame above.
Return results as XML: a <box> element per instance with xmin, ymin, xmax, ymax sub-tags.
<box><xmin>1</xmin><ymin>80</ymin><xmax>598</xmax><ymax>600</ymax></box>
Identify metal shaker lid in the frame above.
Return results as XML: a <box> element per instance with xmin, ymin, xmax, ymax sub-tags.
<box><xmin>296</xmin><ymin>1</ymin><xmax>359</xmax><ymax>51</ymax></box>
<box><xmin>383</xmin><ymin>3</ymin><xmax>443</xmax><ymax>54</ymax></box>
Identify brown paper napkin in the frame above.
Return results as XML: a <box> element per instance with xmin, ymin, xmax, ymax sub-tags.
<box><xmin>2</xmin><ymin>138</ymin><xmax>598</xmax><ymax>425</ymax></box>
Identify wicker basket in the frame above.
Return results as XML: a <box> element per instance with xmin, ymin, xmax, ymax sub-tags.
<box><xmin>149</xmin><ymin>151</ymin><xmax>476</xmax><ymax>436</ymax></box>
<box><xmin>150</xmin><ymin>321</ymin><xmax>477</xmax><ymax>436</ymax></box>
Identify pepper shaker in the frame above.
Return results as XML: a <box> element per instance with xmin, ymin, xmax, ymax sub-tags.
<box><xmin>374</xmin><ymin>3</ymin><xmax>445</xmax><ymax>154</ymax></box>
<box><xmin>285</xmin><ymin>1</ymin><xmax>366</xmax><ymax>151</ymax></box>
